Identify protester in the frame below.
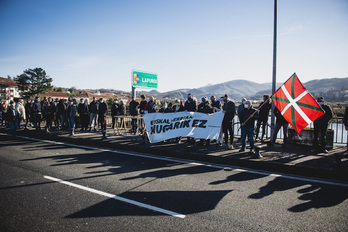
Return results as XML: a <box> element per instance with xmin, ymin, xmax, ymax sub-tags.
<box><xmin>312</xmin><ymin>97</ymin><xmax>333</xmax><ymax>153</ymax></box>
<box><xmin>89</xmin><ymin>97</ymin><xmax>98</xmax><ymax>131</ymax></box>
<box><xmin>129</xmin><ymin>97</ymin><xmax>140</xmax><ymax>134</ymax></box>
<box><xmin>184</xmin><ymin>93</ymin><xmax>197</xmax><ymax>149</ymax></box>
<box><xmin>269</xmin><ymin>106</ymin><xmax>289</xmax><ymax>148</ymax></box>
<box><xmin>144</xmin><ymin>96</ymin><xmax>157</xmax><ymax>113</ymax></box>
<box><xmin>211</xmin><ymin>95</ymin><xmax>222</xmax><ymax>112</ymax></box>
<box><xmin>239</xmin><ymin>100</ymin><xmax>258</xmax><ymax>153</ymax></box>
<box><xmin>198</xmin><ymin>97</ymin><xmax>214</xmax><ymax>146</ymax></box>
<box><xmin>0</xmin><ymin>102</ymin><xmax>3</xmax><ymax>125</ymax></box>
<box><xmin>33</xmin><ymin>97</ymin><xmax>42</xmax><ymax>130</ymax></box>
<box><xmin>159</xmin><ymin>102</ymin><xmax>173</xmax><ymax>113</ymax></box>
<box><xmin>57</xmin><ymin>99</ymin><xmax>67</xmax><ymax>130</ymax></box>
<box><xmin>45</xmin><ymin>97</ymin><xmax>56</xmax><ymax>132</ymax></box>
<box><xmin>8</xmin><ymin>101</ymin><xmax>18</xmax><ymax>135</ymax></box>
<box><xmin>139</xmin><ymin>95</ymin><xmax>147</xmax><ymax>115</ymax></box>
<box><xmin>237</xmin><ymin>97</ymin><xmax>247</xmax><ymax>123</ymax></box>
<box><xmin>66</xmin><ymin>99</ymin><xmax>77</xmax><ymax>136</ymax></box>
<box><xmin>54</xmin><ymin>98</ymin><xmax>59</xmax><ymax>128</ymax></box>
<box><xmin>111</xmin><ymin>98</ymin><xmax>119</xmax><ymax>130</ymax></box>
<box><xmin>77</xmin><ymin>98</ymin><xmax>89</xmax><ymax>131</ymax></box>
<box><xmin>255</xmin><ymin>94</ymin><xmax>271</xmax><ymax>142</ymax></box>
<box><xmin>15</xmin><ymin>99</ymin><xmax>26</xmax><ymax>130</ymax></box>
<box><xmin>98</xmin><ymin>98</ymin><xmax>108</xmax><ymax>139</ymax></box>
<box><xmin>222</xmin><ymin>94</ymin><xmax>236</xmax><ymax>149</ymax></box>
<box><xmin>24</xmin><ymin>99</ymin><xmax>32</xmax><ymax>129</ymax></box>
<box><xmin>172</xmin><ymin>99</ymin><xmax>184</xmax><ymax>143</ymax></box>
<box><xmin>173</xmin><ymin>99</ymin><xmax>185</xmax><ymax>112</ymax></box>
<box><xmin>2</xmin><ymin>101</ymin><xmax>8</xmax><ymax>126</ymax></box>
<box><xmin>344</xmin><ymin>105</ymin><xmax>348</xmax><ymax>152</ymax></box>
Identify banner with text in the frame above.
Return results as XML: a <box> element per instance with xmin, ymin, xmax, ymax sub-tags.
<box><xmin>143</xmin><ymin>111</ymin><xmax>224</xmax><ymax>143</ymax></box>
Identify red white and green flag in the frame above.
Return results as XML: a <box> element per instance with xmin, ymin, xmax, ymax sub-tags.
<box><xmin>271</xmin><ymin>73</ymin><xmax>324</xmax><ymax>134</ymax></box>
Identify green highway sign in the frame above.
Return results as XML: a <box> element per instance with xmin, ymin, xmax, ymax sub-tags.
<box><xmin>132</xmin><ymin>70</ymin><xmax>158</xmax><ymax>89</ymax></box>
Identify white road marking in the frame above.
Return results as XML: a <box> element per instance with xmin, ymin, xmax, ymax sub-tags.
<box><xmin>2</xmin><ymin>133</ymin><xmax>348</xmax><ymax>188</ymax></box>
<box><xmin>44</xmin><ymin>175</ymin><xmax>186</xmax><ymax>219</ymax></box>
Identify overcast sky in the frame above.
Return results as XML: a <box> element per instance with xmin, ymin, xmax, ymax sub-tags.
<box><xmin>1</xmin><ymin>0</ymin><xmax>347</xmax><ymax>92</ymax></box>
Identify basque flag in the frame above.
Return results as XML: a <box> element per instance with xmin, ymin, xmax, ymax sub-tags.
<box><xmin>271</xmin><ymin>73</ymin><xmax>324</xmax><ymax>134</ymax></box>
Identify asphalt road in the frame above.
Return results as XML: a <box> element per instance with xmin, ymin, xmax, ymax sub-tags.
<box><xmin>0</xmin><ymin>134</ymin><xmax>347</xmax><ymax>232</ymax></box>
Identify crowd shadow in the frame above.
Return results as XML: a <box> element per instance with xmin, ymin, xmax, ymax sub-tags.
<box><xmin>66</xmin><ymin>190</ymin><xmax>232</xmax><ymax>218</ymax></box>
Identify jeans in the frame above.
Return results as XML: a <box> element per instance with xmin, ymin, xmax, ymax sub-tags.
<box><xmin>68</xmin><ymin>116</ymin><xmax>75</xmax><ymax>129</ymax></box>
<box><xmin>9</xmin><ymin>121</ymin><xmax>18</xmax><ymax>133</ymax></box>
<box><xmin>241</xmin><ymin>126</ymin><xmax>254</xmax><ymax>150</ymax></box>
<box><xmin>89</xmin><ymin>113</ymin><xmax>97</xmax><ymax>129</ymax></box>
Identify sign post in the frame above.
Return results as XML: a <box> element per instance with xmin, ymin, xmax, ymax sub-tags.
<box><xmin>131</xmin><ymin>70</ymin><xmax>158</xmax><ymax>98</ymax></box>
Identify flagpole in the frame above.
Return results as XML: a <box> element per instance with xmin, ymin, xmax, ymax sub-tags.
<box><xmin>270</xmin><ymin>0</ymin><xmax>277</xmax><ymax>139</ymax></box>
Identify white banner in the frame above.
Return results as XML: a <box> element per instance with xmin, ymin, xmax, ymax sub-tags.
<box><xmin>143</xmin><ymin>111</ymin><xmax>224</xmax><ymax>143</ymax></box>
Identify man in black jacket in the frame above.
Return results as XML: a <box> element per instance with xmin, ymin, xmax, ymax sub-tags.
<box><xmin>184</xmin><ymin>93</ymin><xmax>197</xmax><ymax>149</ymax></box>
<box><xmin>98</xmin><ymin>98</ymin><xmax>108</xmax><ymax>139</ymax></box>
<box><xmin>312</xmin><ymin>97</ymin><xmax>333</xmax><ymax>153</ymax></box>
<box><xmin>33</xmin><ymin>97</ymin><xmax>42</xmax><ymax>131</ymax></box>
<box><xmin>269</xmin><ymin>106</ymin><xmax>289</xmax><ymax>148</ymax></box>
<box><xmin>239</xmin><ymin>100</ymin><xmax>258</xmax><ymax>153</ymax></box>
<box><xmin>111</xmin><ymin>98</ymin><xmax>119</xmax><ymax>130</ymax></box>
<box><xmin>78</xmin><ymin>99</ymin><xmax>89</xmax><ymax>131</ymax></box>
<box><xmin>255</xmin><ymin>94</ymin><xmax>271</xmax><ymax>142</ymax></box>
<box><xmin>89</xmin><ymin>97</ymin><xmax>98</xmax><ymax>131</ymax></box>
<box><xmin>211</xmin><ymin>95</ymin><xmax>221</xmax><ymax>112</ymax></box>
<box><xmin>222</xmin><ymin>94</ymin><xmax>236</xmax><ymax>149</ymax></box>
<box><xmin>129</xmin><ymin>97</ymin><xmax>139</xmax><ymax>134</ymax></box>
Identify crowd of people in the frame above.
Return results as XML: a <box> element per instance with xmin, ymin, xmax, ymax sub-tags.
<box><xmin>0</xmin><ymin>93</ymin><xmax>336</xmax><ymax>154</ymax></box>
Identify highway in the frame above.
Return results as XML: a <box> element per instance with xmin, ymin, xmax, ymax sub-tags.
<box><xmin>1</xmin><ymin>134</ymin><xmax>347</xmax><ymax>231</ymax></box>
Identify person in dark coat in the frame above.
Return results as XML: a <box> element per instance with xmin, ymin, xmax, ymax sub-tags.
<box><xmin>184</xmin><ymin>93</ymin><xmax>197</xmax><ymax>112</ymax></box>
<box><xmin>255</xmin><ymin>94</ymin><xmax>272</xmax><ymax>142</ymax></box>
<box><xmin>144</xmin><ymin>96</ymin><xmax>157</xmax><ymax>113</ymax></box>
<box><xmin>33</xmin><ymin>97</ymin><xmax>42</xmax><ymax>130</ymax></box>
<box><xmin>66</xmin><ymin>99</ymin><xmax>77</xmax><ymax>135</ymax></box>
<box><xmin>8</xmin><ymin>101</ymin><xmax>18</xmax><ymax>135</ymax></box>
<box><xmin>222</xmin><ymin>94</ymin><xmax>236</xmax><ymax>149</ymax></box>
<box><xmin>239</xmin><ymin>100</ymin><xmax>258</xmax><ymax>153</ymax></box>
<box><xmin>139</xmin><ymin>95</ymin><xmax>147</xmax><ymax>115</ymax></box>
<box><xmin>24</xmin><ymin>99</ymin><xmax>32</xmax><ymax>129</ymax></box>
<box><xmin>111</xmin><ymin>98</ymin><xmax>119</xmax><ymax>130</ymax></box>
<box><xmin>97</xmin><ymin>98</ymin><xmax>108</xmax><ymax>139</ymax></box>
<box><xmin>159</xmin><ymin>102</ymin><xmax>172</xmax><ymax>113</ymax></box>
<box><xmin>344</xmin><ymin>105</ymin><xmax>348</xmax><ymax>152</ymax></box>
<box><xmin>129</xmin><ymin>97</ymin><xmax>140</xmax><ymax>134</ymax></box>
<box><xmin>211</xmin><ymin>95</ymin><xmax>222</xmax><ymax>112</ymax></box>
<box><xmin>57</xmin><ymin>99</ymin><xmax>67</xmax><ymax>130</ymax></box>
<box><xmin>89</xmin><ymin>97</ymin><xmax>98</xmax><ymax>131</ymax></box>
<box><xmin>184</xmin><ymin>93</ymin><xmax>197</xmax><ymax>148</ymax></box>
<box><xmin>269</xmin><ymin>106</ymin><xmax>289</xmax><ymax>148</ymax></box>
<box><xmin>173</xmin><ymin>99</ymin><xmax>185</xmax><ymax>112</ymax></box>
<box><xmin>312</xmin><ymin>97</ymin><xmax>333</xmax><ymax>153</ymax></box>
<box><xmin>78</xmin><ymin>99</ymin><xmax>89</xmax><ymax>131</ymax></box>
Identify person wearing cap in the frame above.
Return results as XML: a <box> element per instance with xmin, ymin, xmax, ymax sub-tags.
<box><xmin>255</xmin><ymin>94</ymin><xmax>272</xmax><ymax>143</ymax></box>
<box><xmin>239</xmin><ymin>100</ymin><xmax>258</xmax><ymax>153</ymax></box>
<box><xmin>312</xmin><ymin>97</ymin><xmax>332</xmax><ymax>153</ymax></box>
<box><xmin>98</xmin><ymin>98</ymin><xmax>108</xmax><ymax>139</ymax></box>
<box><xmin>222</xmin><ymin>94</ymin><xmax>236</xmax><ymax>149</ymax></box>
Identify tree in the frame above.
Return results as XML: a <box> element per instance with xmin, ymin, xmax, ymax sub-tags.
<box><xmin>15</xmin><ymin>68</ymin><xmax>53</xmax><ymax>99</ymax></box>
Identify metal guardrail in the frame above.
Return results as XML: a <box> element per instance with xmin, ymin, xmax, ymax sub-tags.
<box><xmin>109</xmin><ymin>114</ymin><xmax>348</xmax><ymax>145</ymax></box>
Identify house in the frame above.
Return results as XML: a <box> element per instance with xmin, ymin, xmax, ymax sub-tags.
<box><xmin>0</xmin><ymin>77</ymin><xmax>20</xmax><ymax>103</ymax></box>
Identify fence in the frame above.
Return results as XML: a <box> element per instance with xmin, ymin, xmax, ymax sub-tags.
<box><xmin>108</xmin><ymin>114</ymin><xmax>347</xmax><ymax>145</ymax></box>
